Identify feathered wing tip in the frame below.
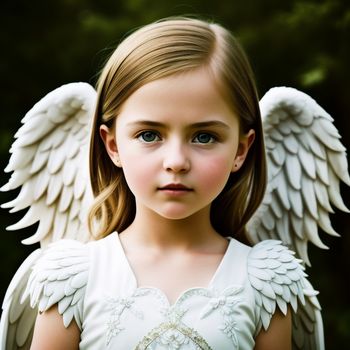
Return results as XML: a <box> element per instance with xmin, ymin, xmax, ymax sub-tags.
<box><xmin>0</xmin><ymin>249</ymin><xmax>42</xmax><ymax>350</ymax></box>
<box><xmin>247</xmin><ymin>86</ymin><xmax>349</xmax><ymax>266</ymax></box>
<box><xmin>1</xmin><ymin>82</ymin><xmax>97</xmax><ymax>248</ymax></box>
<box><xmin>292</xmin><ymin>278</ymin><xmax>325</xmax><ymax>350</ymax></box>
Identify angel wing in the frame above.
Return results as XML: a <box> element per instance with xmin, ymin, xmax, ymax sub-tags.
<box><xmin>1</xmin><ymin>82</ymin><xmax>96</xmax><ymax>246</ymax></box>
<box><xmin>247</xmin><ymin>86</ymin><xmax>349</xmax><ymax>350</ymax></box>
<box><xmin>0</xmin><ymin>82</ymin><xmax>96</xmax><ymax>349</ymax></box>
<box><xmin>248</xmin><ymin>86</ymin><xmax>349</xmax><ymax>264</ymax></box>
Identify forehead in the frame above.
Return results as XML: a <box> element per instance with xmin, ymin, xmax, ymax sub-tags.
<box><xmin>116</xmin><ymin>68</ymin><xmax>238</xmax><ymax>127</ymax></box>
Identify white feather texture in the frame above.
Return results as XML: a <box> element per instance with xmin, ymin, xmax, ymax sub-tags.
<box><xmin>248</xmin><ymin>86</ymin><xmax>349</xmax><ymax>265</ymax></box>
<box><xmin>1</xmin><ymin>82</ymin><xmax>96</xmax><ymax>247</ymax></box>
<box><xmin>248</xmin><ymin>240</ymin><xmax>306</xmax><ymax>328</ymax></box>
<box><xmin>22</xmin><ymin>240</ymin><xmax>89</xmax><ymax>330</ymax></box>
<box><xmin>248</xmin><ymin>240</ymin><xmax>324</xmax><ymax>350</ymax></box>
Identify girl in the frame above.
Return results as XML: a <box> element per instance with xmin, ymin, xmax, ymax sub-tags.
<box><xmin>28</xmin><ymin>17</ymin><xmax>305</xmax><ymax>349</ymax></box>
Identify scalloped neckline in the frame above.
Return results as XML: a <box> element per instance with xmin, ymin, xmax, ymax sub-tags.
<box><xmin>112</xmin><ymin>232</ymin><xmax>233</xmax><ymax>307</ymax></box>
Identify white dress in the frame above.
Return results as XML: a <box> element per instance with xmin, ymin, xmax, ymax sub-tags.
<box><xmin>26</xmin><ymin>233</ymin><xmax>306</xmax><ymax>349</ymax></box>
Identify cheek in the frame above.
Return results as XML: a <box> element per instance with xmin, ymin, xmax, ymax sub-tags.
<box><xmin>197</xmin><ymin>155</ymin><xmax>234</xmax><ymax>191</ymax></box>
<box><xmin>118</xmin><ymin>147</ymin><xmax>156</xmax><ymax>194</ymax></box>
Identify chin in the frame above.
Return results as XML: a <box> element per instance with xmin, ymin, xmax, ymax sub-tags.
<box><xmin>154</xmin><ymin>206</ymin><xmax>205</xmax><ymax>221</ymax></box>
<box><xmin>156</xmin><ymin>211</ymin><xmax>192</xmax><ymax>221</ymax></box>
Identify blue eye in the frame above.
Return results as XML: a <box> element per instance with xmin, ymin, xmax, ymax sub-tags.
<box><xmin>193</xmin><ymin>133</ymin><xmax>216</xmax><ymax>144</ymax></box>
<box><xmin>138</xmin><ymin>131</ymin><xmax>160</xmax><ymax>143</ymax></box>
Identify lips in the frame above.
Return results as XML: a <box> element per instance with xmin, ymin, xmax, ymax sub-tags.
<box><xmin>158</xmin><ymin>183</ymin><xmax>193</xmax><ymax>191</ymax></box>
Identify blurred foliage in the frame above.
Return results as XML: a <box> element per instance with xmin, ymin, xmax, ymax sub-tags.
<box><xmin>0</xmin><ymin>0</ymin><xmax>349</xmax><ymax>348</ymax></box>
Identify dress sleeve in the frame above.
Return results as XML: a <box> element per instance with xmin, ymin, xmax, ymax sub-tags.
<box><xmin>23</xmin><ymin>239</ymin><xmax>89</xmax><ymax>330</ymax></box>
<box><xmin>247</xmin><ymin>240</ymin><xmax>306</xmax><ymax>332</ymax></box>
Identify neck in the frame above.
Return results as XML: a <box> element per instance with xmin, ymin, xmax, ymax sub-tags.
<box><xmin>120</xmin><ymin>206</ymin><xmax>222</xmax><ymax>251</ymax></box>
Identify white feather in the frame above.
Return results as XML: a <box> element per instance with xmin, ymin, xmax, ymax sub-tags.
<box><xmin>298</xmin><ymin>144</ymin><xmax>316</xmax><ymax>179</ymax></box>
<box><xmin>46</xmin><ymin>172</ymin><xmax>64</xmax><ymax>205</ymax></box>
<box><xmin>318</xmin><ymin>208</ymin><xmax>339</xmax><ymax>237</ymax></box>
<box><xmin>288</xmin><ymin>187</ymin><xmax>303</xmax><ymax>218</ymax></box>
<box><xmin>62</xmin><ymin>158</ymin><xmax>77</xmax><ymax>187</ymax></box>
<box><xmin>328</xmin><ymin>169</ymin><xmax>349</xmax><ymax>212</ymax></box>
<box><xmin>312</xmin><ymin>121</ymin><xmax>346</xmax><ymax>152</ymax></box>
<box><xmin>59</xmin><ymin>185</ymin><xmax>74</xmax><ymax>213</ymax></box>
<box><xmin>314</xmin><ymin>181</ymin><xmax>333</xmax><ymax>212</ymax></box>
<box><xmin>275</xmin><ymin>172</ymin><xmax>290</xmax><ymax>210</ymax></box>
<box><xmin>285</xmin><ymin>153</ymin><xmax>301</xmax><ymax>190</ymax></box>
<box><xmin>1</xmin><ymin>179</ymin><xmax>35</xmax><ymax>212</ymax></box>
<box><xmin>1</xmin><ymin>168</ymin><xmax>29</xmax><ymax>190</ymax></box>
<box><xmin>47</xmin><ymin>145</ymin><xmax>66</xmax><ymax>174</ymax></box>
<box><xmin>284</xmin><ymin>133</ymin><xmax>299</xmax><ymax>154</ymax></box>
<box><xmin>5</xmin><ymin>145</ymin><xmax>36</xmax><ymax>171</ymax></box>
<box><xmin>52</xmin><ymin>211</ymin><xmax>68</xmax><ymax>241</ymax></box>
<box><xmin>301</xmin><ymin>176</ymin><xmax>318</xmax><ymax>220</ymax></box>
<box><xmin>328</xmin><ymin>150</ymin><xmax>350</xmax><ymax>185</ymax></box>
<box><xmin>30</xmin><ymin>148</ymin><xmax>50</xmax><ymax>174</ymax></box>
<box><xmin>33</xmin><ymin>169</ymin><xmax>51</xmax><ymax>201</ymax></box>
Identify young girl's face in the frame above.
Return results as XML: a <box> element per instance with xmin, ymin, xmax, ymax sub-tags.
<box><xmin>101</xmin><ymin>68</ymin><xmax>254</xmax><ymax>221</ymax></box>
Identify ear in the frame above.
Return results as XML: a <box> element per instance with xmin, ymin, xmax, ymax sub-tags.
<box><xmin>232</xmin><ymin>129</ymin><xmax>255</xmax><ymax>172</ymax></box>
<box><xmin>99</xmin><ymin>124</ymin><xmax>122</xmax><ymax>167</ymax></box>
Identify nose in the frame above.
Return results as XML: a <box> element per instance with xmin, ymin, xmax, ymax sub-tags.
<box><xmin>163</xmin><ymin>141</ymin><xmax>190</xmax><ymax>173</ymax></box>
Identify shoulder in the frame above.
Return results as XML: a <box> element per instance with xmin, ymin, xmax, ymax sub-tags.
<box><xmin>246</xmin><ymin>240</ymin><xmax>306</xmax><ymax>332</ymax></box>
<box><xmin>24</xmin><ymin>239</ymin><xmax>90</xmax><ymax>330</ymax></box>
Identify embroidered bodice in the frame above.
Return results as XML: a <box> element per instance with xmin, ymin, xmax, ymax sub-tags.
<box><xmin>81</xmin><ymin>233</ymin><xmax>257</xmax><ymax>349</ymax></box>
<box><xmin>26</xmin><ymin>233</ymin><xmax>307</xmax><ymax>349</ymax></box>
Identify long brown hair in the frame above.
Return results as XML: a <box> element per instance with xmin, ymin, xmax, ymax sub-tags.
<box><xmin>88</xmin><ymin>17</ymin><xmax>267</xmax><ymax>242</ymax></box>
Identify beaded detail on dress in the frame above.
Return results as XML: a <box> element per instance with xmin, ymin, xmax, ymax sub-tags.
<box><xmin>136</xmin><ymin>320</ymin><xmax>212</xmax><ymax>350</ymax></box>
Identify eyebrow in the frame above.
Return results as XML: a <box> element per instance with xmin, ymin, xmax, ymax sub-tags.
<box><xmin>126</xmin><ymin>120</ymin><xmax>231</xmax><ymax>129</ymax></box>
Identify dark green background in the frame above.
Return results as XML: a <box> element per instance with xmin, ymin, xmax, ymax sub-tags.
<box><xmin>1</xmin><ymin>0</ymin><xmax>349</xmax><ymax>348</ymax></box>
